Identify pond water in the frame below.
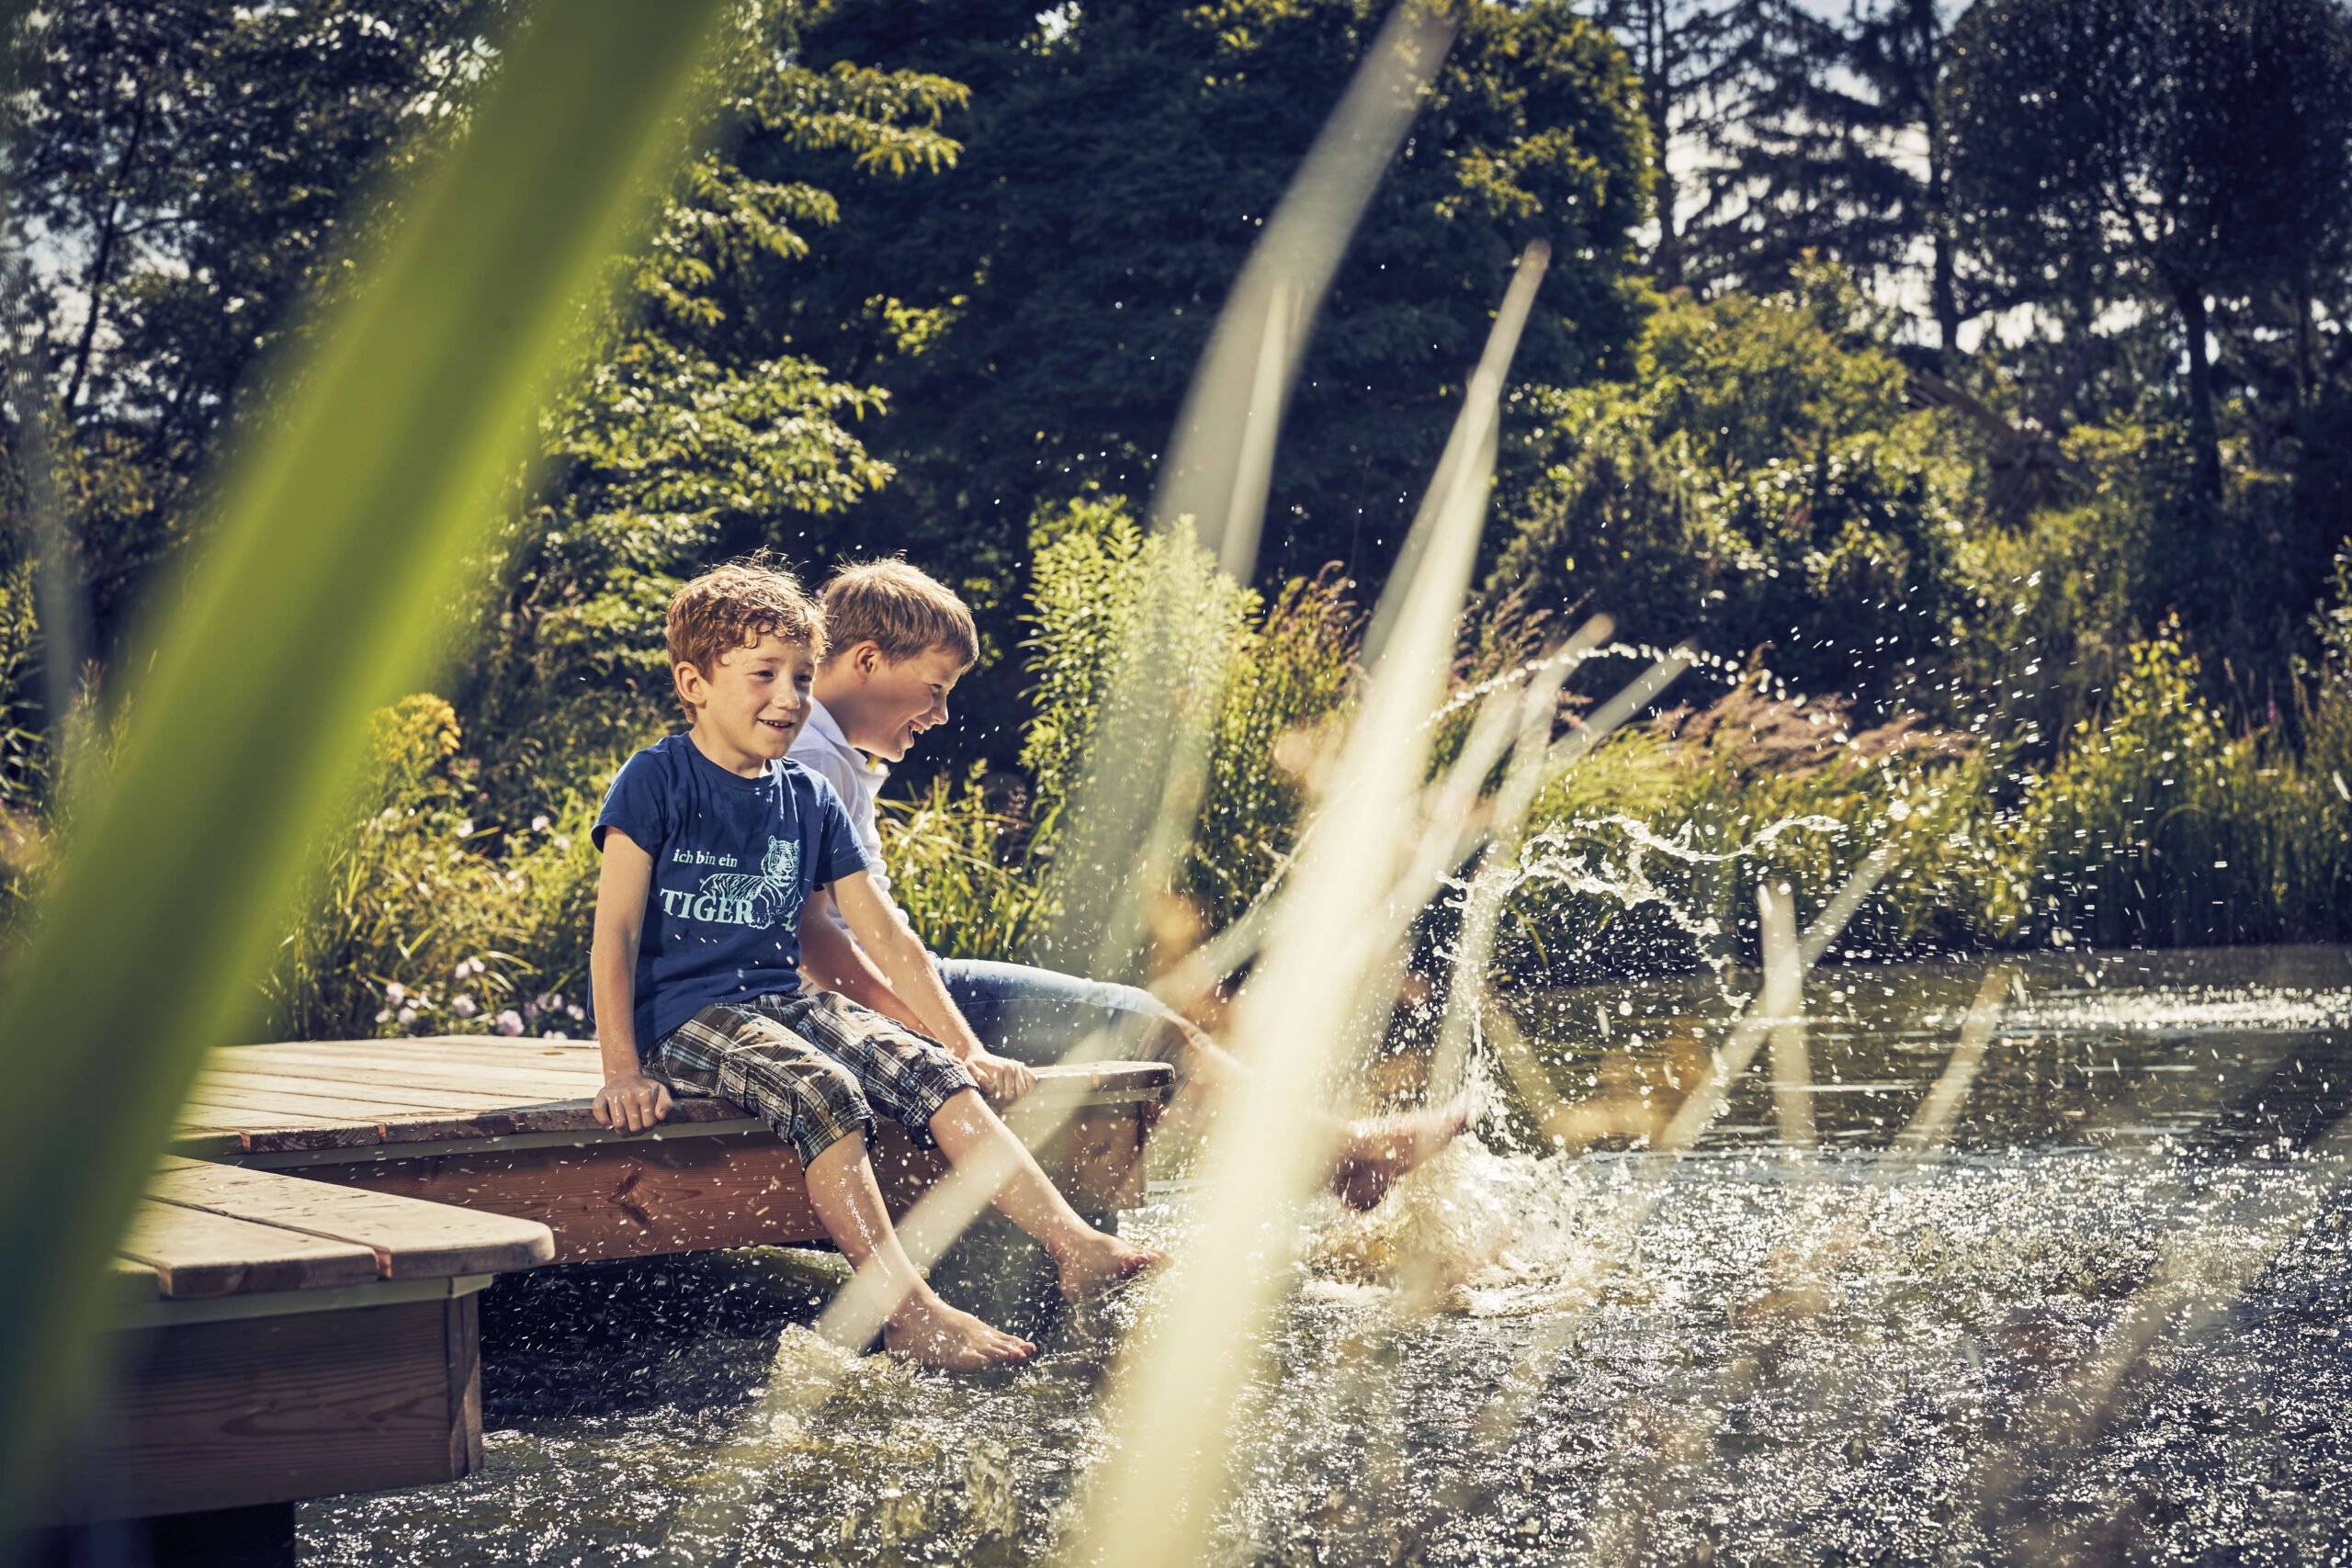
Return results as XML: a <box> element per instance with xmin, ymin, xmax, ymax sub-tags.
<box><xmin>305</xmin><ymin>944</ymin><xmax>2352</xmax><ymax>1566</ymax></box>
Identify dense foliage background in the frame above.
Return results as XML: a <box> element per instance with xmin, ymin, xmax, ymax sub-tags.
<box><xmin>6</xmin><ymin>0</ymin><xmax>2352</xmax><ymax>1036</ymax></box>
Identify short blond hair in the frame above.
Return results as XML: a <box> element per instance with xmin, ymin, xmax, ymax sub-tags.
<box><xmin>666</xmin><ymin>558</ymin><xmax>822</xmax><ymax>716</ymax></box>
<box><xmin>819</xmin><ymin>558</ymin><xmax>979</xmax><ymax>668</ymax></box>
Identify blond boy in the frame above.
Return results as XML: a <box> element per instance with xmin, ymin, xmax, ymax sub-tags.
<box><xmin>589</xmin><ymin>560</ymin><xmax>1157</xmax><ymax>1371</ymax></box>
<box><xmin>794</xmin><ymin>559</ymin><xmax>1462</xmax><ymax>1209</ymax></box>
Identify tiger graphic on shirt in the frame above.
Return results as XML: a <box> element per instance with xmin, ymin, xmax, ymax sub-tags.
<box><xmin>658</xmin><ymin>835</ymin><xmax>803</xmax><ymax>930</ymax></box>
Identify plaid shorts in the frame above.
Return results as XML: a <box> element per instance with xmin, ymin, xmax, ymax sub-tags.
<box><xmin>647</xmin><ymin>990</ymin><xmax>977</xmax><ymax>1168</ymax></box>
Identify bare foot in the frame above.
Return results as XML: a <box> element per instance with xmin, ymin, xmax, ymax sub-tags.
<box><xmin>1329</xmin><ymin>1100</ymin><xmax>1470</xmax><ymax>1212</ymax></box>
<box><xmin>882</xmin><ymin>1291</ymin><xmax>1035</xmax><ymax>1371</ymax></box>
<box><xmin>1051</xmin><ymin>1229</ymin><xmax>1167</xmax><ymax>1301</ymax></box>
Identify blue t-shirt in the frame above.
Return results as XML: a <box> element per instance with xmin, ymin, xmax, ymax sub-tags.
<box><xmin>593</xmin><ymin>734</ymin><xmax>873</xmax><ymax>1055</ymax></box>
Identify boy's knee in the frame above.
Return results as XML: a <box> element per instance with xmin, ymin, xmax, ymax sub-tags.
<box><xmin>727</xmin><ymin>1045</ymin><xmax>875</xmax><ymax>1165</ymax></box>
<box><xmin>924</xmin><ymin>1080</ymin><xmax>984</xmax><ymax>1124</ymax></box>
<box><xmin>787</xmin><ymin>1062</ymin><xmax>875</xmax><ymax>1168</ymax></box>
<box><xmin>794</xmin><ymin>1053</ymin><xmax>871</xmax><ymax>1120</ymax></box>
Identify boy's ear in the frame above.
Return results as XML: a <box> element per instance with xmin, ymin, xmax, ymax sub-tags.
<box><xmin>673</xmin><ymin>660</ymin><xmax>708</xmax><ymax>710</ymax></box>
<box><xmin>847</xmin><ymin>640</ymin><xmax>887</xmax><ymax>680</ymax></box>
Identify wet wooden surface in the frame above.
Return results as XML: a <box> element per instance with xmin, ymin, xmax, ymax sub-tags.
<box><xmin>119</xmin><ymin>1156</ymin><xmax>554</xmax><ymax>1300</ymax></box>
<box><xmin>69</xmin><ymin>1037</ymin><xmax>1168</xmax><ymax>1526</ymax></box>
<box><xmin>171</xmin><ymin>1036</ymin><xmax>1171</xmax><ymax>1264</ymax></box>
<box><xmin>175</xmin><ymin>1035</ymin><xmax>1173</xmax><ymax>1160</ymax></box>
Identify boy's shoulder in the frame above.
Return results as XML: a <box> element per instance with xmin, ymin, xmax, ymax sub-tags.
<box><xmin>778</xmin><ymin>754</ymin><xmax>849</xmax><ymax>811</ymax></box>
<box><xmin>615</xmin><ymin>731</ymin><xmax>693</xmax><ymax>772</ymax></box>
<box><xmin>605</xmin><ymin>737</ymin><xmax>839</xmax><ymax>809</ymax></box>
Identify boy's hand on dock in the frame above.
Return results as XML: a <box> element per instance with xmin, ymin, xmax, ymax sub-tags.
<box><xmin>963</xmin><ymin>1051</ymin><xmax>1036</xmax><ymax>1103</ymax></box>
<box><xmin>593</xmin><ymin>1071</ymin><xmax>674</xmax><ymax>1134</ymax></box>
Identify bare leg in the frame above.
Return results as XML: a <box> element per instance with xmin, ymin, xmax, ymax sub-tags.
<box><xmin>802</xmin><ymin>1134</ymin><xmax>1034</xmax><ymax>1370</ymax></box>
<box><xmin>1149</xmin><ymin>1014</ymin><xmax>1467</xmax><ymax>1211</ymax></box>
<box><xmin>927</xmin><ymin>1089</ymin><xmax>1165</xmax><ymax>1299</ymax></box>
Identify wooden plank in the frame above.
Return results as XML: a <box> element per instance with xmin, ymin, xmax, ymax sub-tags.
<box><xmin>330</xmin><ymin>1133</ymin><xmax>829</xmax><ymax>1258</ymax></box>
<box><xmin>184</xmin><ymin>1083</ymin><xmax>431</xmax><ymax>1122</ymax></box>
<box><xmin>223</xmin><ymin>1043</ymin><xmax>606</xmax><ymax>1084</ymax></box>
<box><xmin>176</xmin><ymin>1099</ymin><xmax>346</xmax><ymax>1131</ymax></box>
<box><xmin>445</xmin><ymin>1289</ymin><xmax>483</xmax><ymax>1477</ymax></box>
<box><xmin>222</xmin><ymin>1043</ymin><xmax>1169</xmax><ymax>1098</ymax></box>
<box><xmin>243</xmin><ymin>1066</ymin><xmax>1162</xmax><ymax>1152</ymax></box>
<box><xmin>196</xmin><ymin>1075</ymin><xmax>526</xmax><ymax>1116</ymax></box>
<box><xmin>220</xmin><ymin>1097</ymin><xmax>751</xmax><ymax>1157</ymax></box>
<box><xmin>148</xmin><ymin>1157</ymin><xmax>553</xmax><ymax>1280</ymax></box>
<box><xmin>117</xmin><ymin>1201</ymin><xmax>380</xmax><ymax>1300</ymax></box>
<box><xmin>183</xmin><ymin>1052</ymin><xmax>1171</xmax><ymax>1156</ymax></box>
<box><xmin>204</xmin><ymin>1055</ymin><xmax>605</xmax><ymax>1104</ymax></box>
<box><xmin>221</xmin><ymin>1038</ymin><xmax>597</xmax><ymax>1074</ymax></box>
<box><xmin>228</xmin><ymin>1038</ymin><xmax>607</xmax><ymax>1076</ymax></box>
<box><xmin>75</xmin><ymin>1297</ymin><xmax>477</xmax><ymax>1519</ymax></box>
<box><xmin>165</xmin><ymin>1129</ymin><xmax>253</xmax><ymax>1163</ymax></box>
<box><xmin>111</xmin><ymin>1255</ymin><xmax>164</xmax><ymax>1299</ymax></box>
<box><xmin>226</xmin><ymin>1122</ymin><xmax>389</xmax><ymax>1156</ymax></box>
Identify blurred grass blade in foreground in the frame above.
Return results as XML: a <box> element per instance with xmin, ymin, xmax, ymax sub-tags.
<box><xmin>1065</xmin><ymin>245</ymin><xmax>1550</xmax><ymax>1568</ymax></box>
<box><xmin>1035</xmin><ymin>1</ymin><xmax>1456</xmax><ymax>988</ymax></box>
<box><xmin>0</xmin><ymin>0</ymin><xmax>725</xmax><ymax>1529</ymax></box>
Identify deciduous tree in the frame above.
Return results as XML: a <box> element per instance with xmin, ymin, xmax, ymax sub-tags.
<box><xmin>1943</xmin><ymin>0</ymin><xmax>2352</xmax><ymax>498</ymax></box>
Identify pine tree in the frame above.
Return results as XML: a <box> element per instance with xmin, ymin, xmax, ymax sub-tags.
<box><xmin>1705</xmin><ymin>0</ymin><xmax>1970</xmax><ymax>355</ymax></box>
<box><xmin>1583</xmin><ymin>0</ymin><xmax>1778</xmax><ymax>293</ymax></box>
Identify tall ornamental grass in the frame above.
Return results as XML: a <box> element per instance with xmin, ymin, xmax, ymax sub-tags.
<box><xmin>256</xmin><ymin>694</ymin><xmax>610</xmax><ymax>1041</ymax></box>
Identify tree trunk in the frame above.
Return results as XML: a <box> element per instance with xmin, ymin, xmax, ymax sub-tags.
<box><xmin>1923</xmin><ymin>66</ymin><xmax>1959</xmax><ymax>361</ymax></box>
<box><xmin>1927</xmin><ymin>174</ymin><xmax>1959</xmax><ymax>359</ymax></box>
<box><xmin>1644</xmin><ymin>2</ymin><xmax>1682</xmax><ymax>289</ymax></box>
<box><xmin>2292</xmin><ymin>271</ymin><xmax>2315</xmax><ymax>412</ymax></box>
<box><xmin>2177</xmin><ymin>283</ymin><xmax>2221</xmax><ymax>500</ymax></box>
<box><xmin>63</xmin><ymin>81</ymin><xmax>155</xmax><ymax>416</ymax></box>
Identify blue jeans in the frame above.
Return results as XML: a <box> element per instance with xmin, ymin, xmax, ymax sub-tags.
<box><xmin>936</xmin><ymin>958</ymin><xmax>1187</xmax><ymax>1068</ymax></box>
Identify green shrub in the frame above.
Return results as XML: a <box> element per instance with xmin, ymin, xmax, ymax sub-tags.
<box><xmin>1020</xmin><ymin>496</ymin><xmax>1360</xmax><ymax>939</ymax></box>
<box><xmin>1188</xmin><ymin>571</ymin><xmax>1359</xmax><ymax>928</ymax></box>
<box><xmin>1488</xmin><ymin>265</ymin><xmax>1978</xmax><ymax>715</ymax></box>
<box><xmin>1943</xmin><ymin>421</ymin><xmax>2165</xmax><ymax>757</ymax></box>
<box><xmin>258</xmin><ymin>695</ymin><xmax>612</xmax><ymax>1042</ymax></box>
<box><xmin>1993</xmin><ymin>623</ymin><xmax>2349</xmax><ymax>947</ymax></box>
<box><xmin>879</xmin><ymin>764</ymin><xmax>1050</xmax><ymax>962</ymax></box>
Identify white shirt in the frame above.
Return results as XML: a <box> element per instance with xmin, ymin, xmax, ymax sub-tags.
<box><xmin>788</xmin><ymin>697</ymin><xmax>892</xmax><ymax>942</ymax></box>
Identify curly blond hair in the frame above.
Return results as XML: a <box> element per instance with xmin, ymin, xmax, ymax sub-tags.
<box><xmin>665</xmin><ymin>558</ymin><xmax>823</xmax><ymax>716</ymax></box>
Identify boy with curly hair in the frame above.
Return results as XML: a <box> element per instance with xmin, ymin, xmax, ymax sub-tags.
<box><xmin>589</xmin><ymin>559</ymin><xmax>1158</xmax><ymax>1371</ymax></box>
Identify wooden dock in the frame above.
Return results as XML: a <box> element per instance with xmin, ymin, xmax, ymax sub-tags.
<box><xmin>63</xmin><ymin>1034</ymin><xmax>1172</xmax><ymax>1562</ymax></box>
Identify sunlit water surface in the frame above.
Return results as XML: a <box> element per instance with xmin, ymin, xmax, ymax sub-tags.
<box><xmin>306</xmin><ymin>945</ymin><xmax>2352</xmax><ymax>1566</ymax></box>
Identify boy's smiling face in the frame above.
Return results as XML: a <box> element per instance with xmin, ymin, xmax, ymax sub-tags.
<box><xmin>678</xmin><ymin>631</ymin><xmax>815</xmax><ymax>776</ymax></box>
<box><xmin>821</xmin><ymin>643</ymin><xmax>968</xmax><ymax>763</ymax></box>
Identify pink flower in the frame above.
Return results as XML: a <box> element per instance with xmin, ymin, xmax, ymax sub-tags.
<box><xmin>385</xmin><ymin>981</ymin><xmax>407</xmax><ymax>1004</ymax></box>
<box><xmin>451</xmin><ymin>995</ymin><xmax>478</xmax><ymax>1019</ymax></box>
<box><xmin>494</xmin><ymin>1010</ymin><xmax>525</xmax><ymax>1036</ymax></box>
<box><xmin>396</xmin><ymin>1007</ymin><xmax>417</xmax><ymax>1027</ymax></box>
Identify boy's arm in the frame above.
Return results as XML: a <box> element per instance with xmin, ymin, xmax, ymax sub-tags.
<box><xmin>797</xmin><ymin>890</ymin><xmax>931</xmax><ymax>1032</ymax></box>
<box><xmin>828</xmin><ymin>868</ymin><xmax>1036</xmax><ymax>1101</ymax></box>
<box><xmin>590</xmin><ymin>828</ymin><xmax>673</xmax><ymax>1134</ymax></box>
